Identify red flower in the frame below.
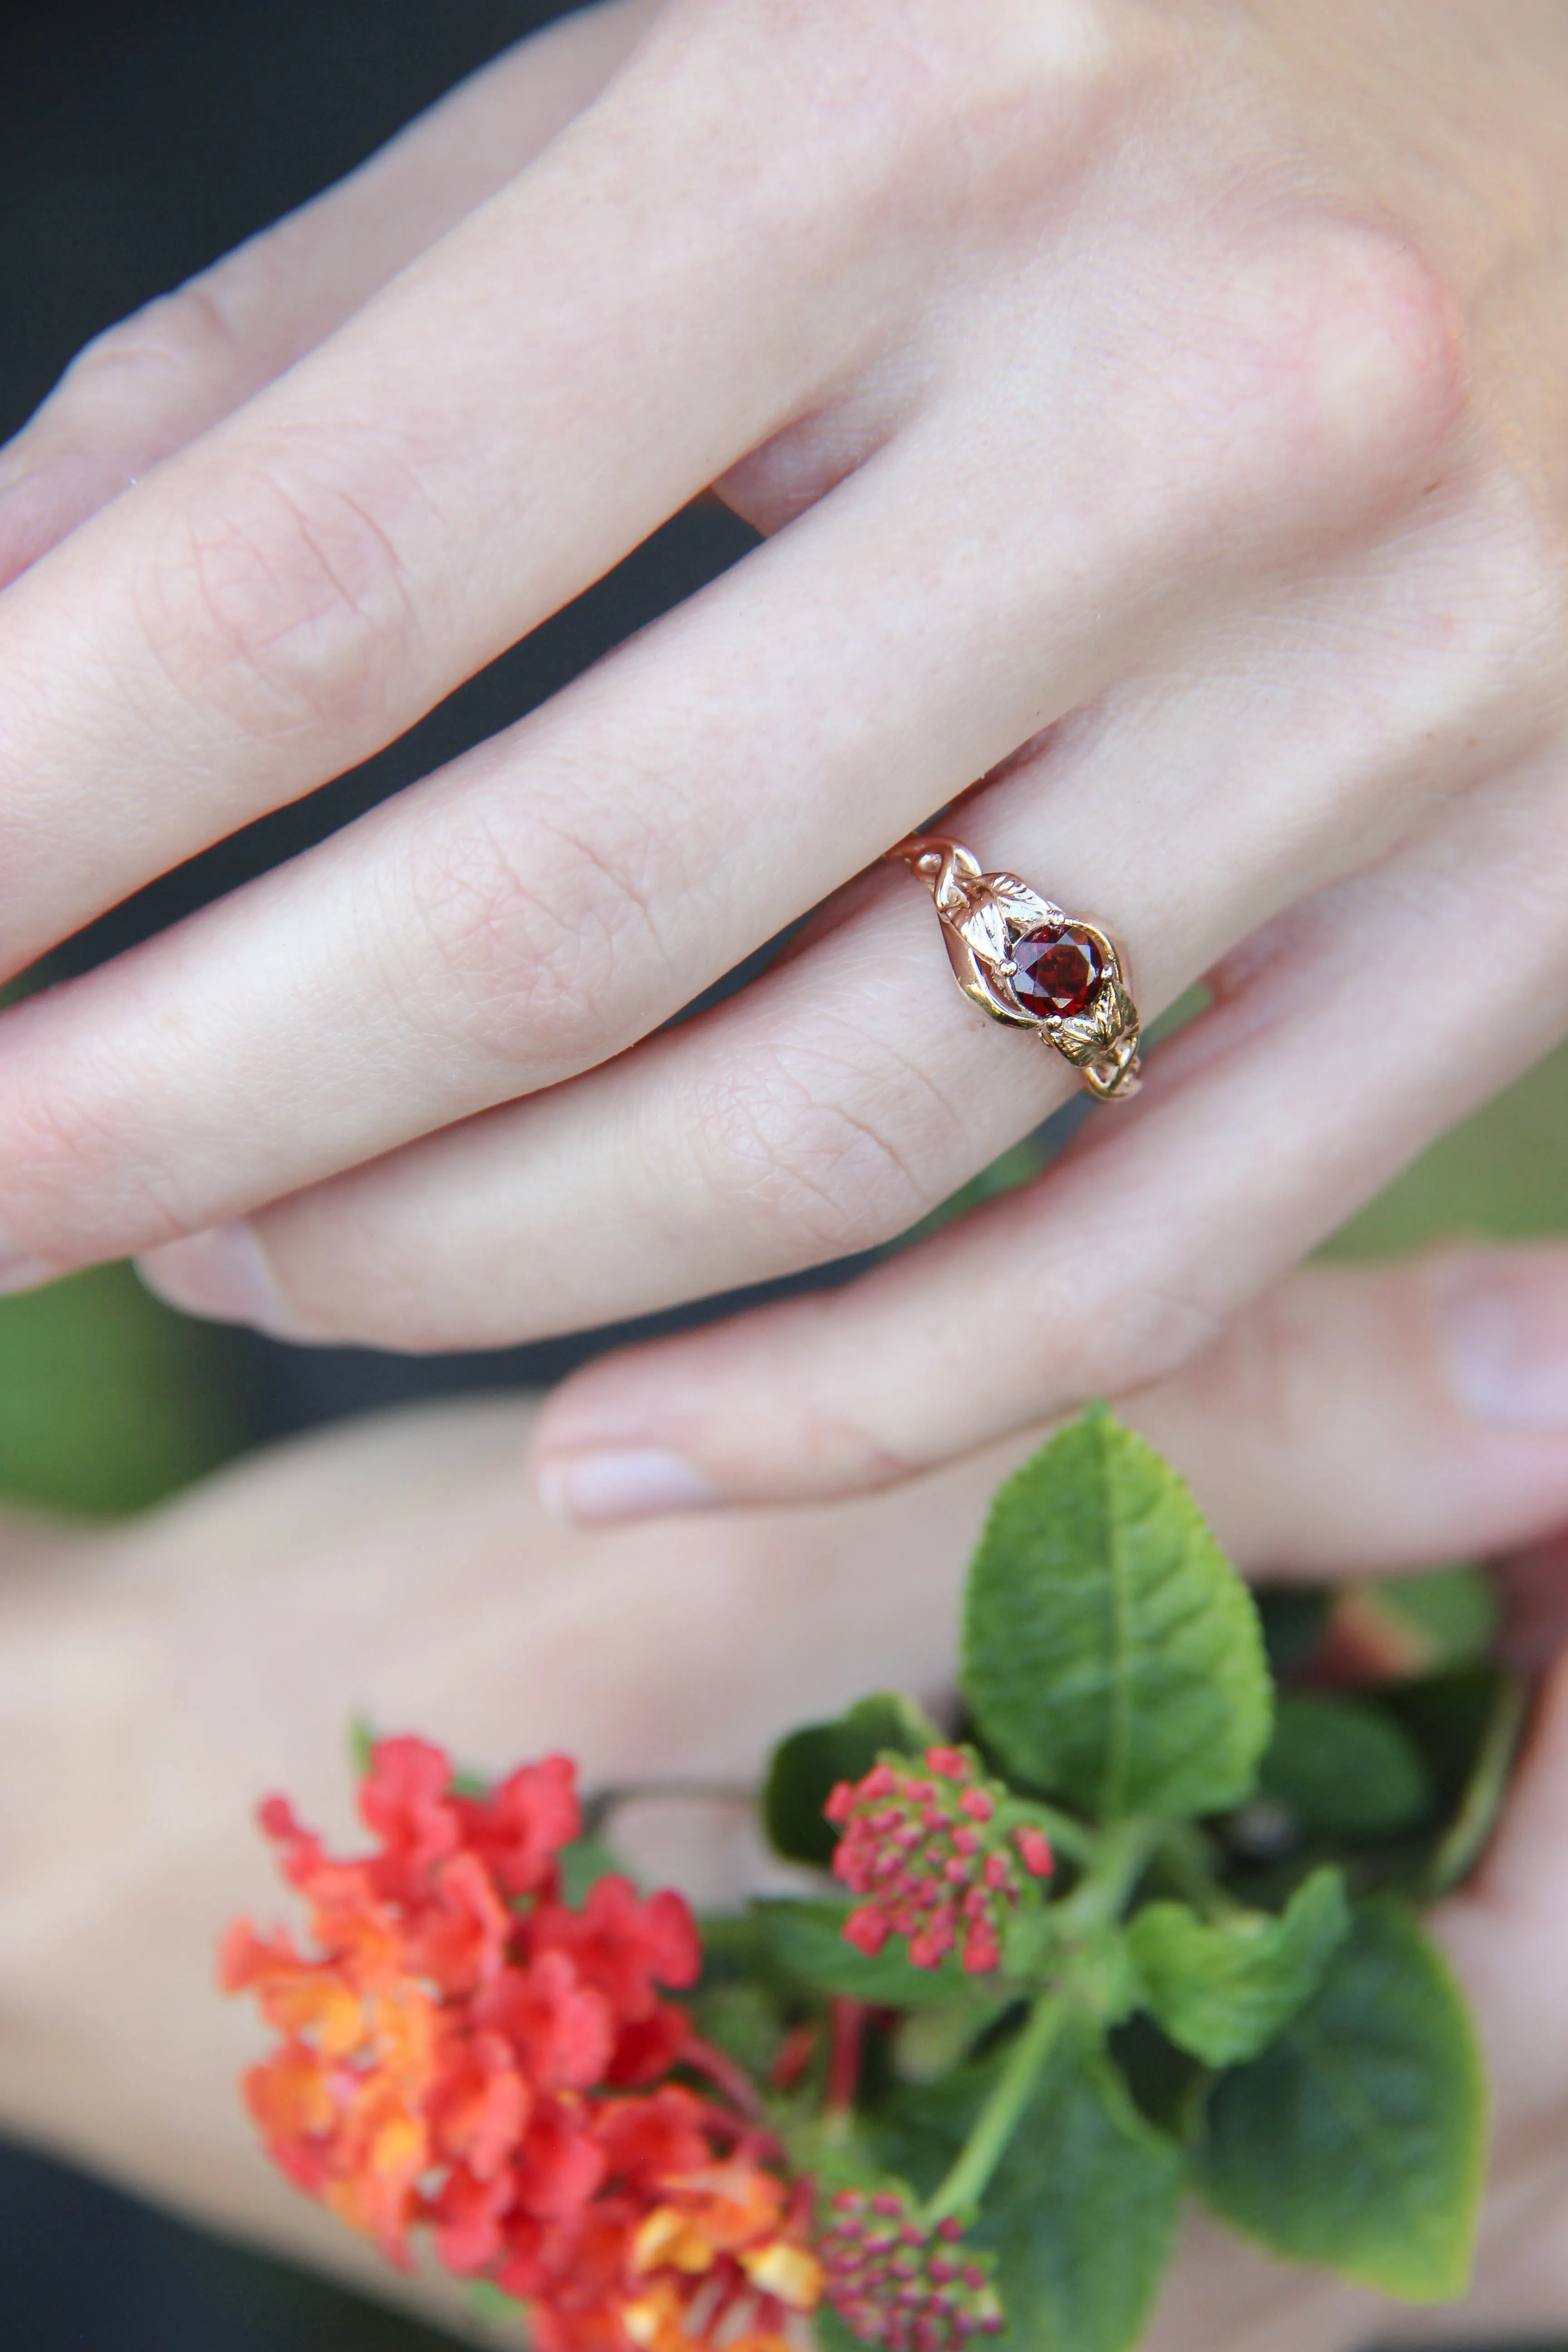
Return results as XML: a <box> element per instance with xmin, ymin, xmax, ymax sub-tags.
<box><xmin>818</xmin><ymin>2187</ymin><xmax>1002</xmax><ymax>2348</ymax></box>
<box><xmin>427</xmin><ymin>2026</ymin><xmax>530</xmax><ymax>2181</ymax></box>
<box><xmin>224</xmin><ymin>1736</ymin><xmax>814</xmax><ymax>2352</ymax></box>
<box><xmin>406</xmin><ymin>1849</ymin><xmax>513</xmax><ymax>1994</ymax></box>
<box><xmin>454</xmin><ymin>1753</ymin><xmax>581</xmax><ymax>1897</ymax></box>
<box><xmin>533</xmin><ymin>1876</ymin><xmax>702</xmax><ymax>2019</ymax></box>
<box><xmin>474</xmin><ymin>1950</ymin><xmax>617</xmax><ymax>2091</ymax></box>
<box><xmin>826</xmin><ymin>1745</ymin><xmax>1053</xmax><ymax>1976</ymax></box>
<box><xmin>359</xmin><ymin>1735</ymin><xmax>461</xmax><ymax>1903</ymax></box>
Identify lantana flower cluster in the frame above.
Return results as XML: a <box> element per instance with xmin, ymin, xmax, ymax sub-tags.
<box><xmin>818</xmin><ymin>2189</ymin><xmax>1004</xmax><ymax>2350</ymax></box>
<box><xmin>825</xmin><ymin>1746</ymin><xmax>1054</xmax><ymax>1974</ymax></box>
<box><xmin>221</xmin><ymin>1737</ymin><xmax>820</xmax><ymax>2352</ymax></box>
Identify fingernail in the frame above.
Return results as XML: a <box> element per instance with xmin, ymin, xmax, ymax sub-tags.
<box><xmin>136</xmin><ymin>1222</ymin><xmax>314</xmax><ymax>1340</ymax></box>
<box><xmin>1434</xmin><ymin>1251</ymin><xmax>1568</xmax><ymax>1427</ymax></box>
<box><xmin>536</xmin><ymin>1447</ymin><xmax>718</xmax><ymax>1525</ymax></box>
<box><xmin>0</xmin><ymin>1251</ymin><xmax>55</xmax><ymax>1297</ymax></box>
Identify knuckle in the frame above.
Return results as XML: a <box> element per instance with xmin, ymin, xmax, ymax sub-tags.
<box><xmin>55</xmin><ymin>282</ymin><xmax>242</xmax><ymax>418</ymax></box>
<box><xmin>135</xmin><ymin>443</ymin><xmax>424</xmax><ymax>742</ymax></box>
<box><xmin>1205</xmin><ymin>217</ymin><xmax>1466</xmax><ymax>516</ymax></box>
<box><xmin>398</xmin><ymin>796</ymin><xmax>671</xmax><ymax>1075</ymax></box>
<box><xmin>687</xmin><ymin>1035</ymin><xmax>952</xmax><ymax>1261</ymax></box>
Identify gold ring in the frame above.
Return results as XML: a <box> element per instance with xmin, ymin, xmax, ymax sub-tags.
<box><xmin>887</xmin><ymin>833</ymin><xmax>1141</xmax><ymax>1101</ymax></box>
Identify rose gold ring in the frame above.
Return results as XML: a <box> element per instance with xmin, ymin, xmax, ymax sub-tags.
<box><xmin>887</xmin><ymin>833</ymin><xmax>1141</xmax><ymax>1101</ymax></box>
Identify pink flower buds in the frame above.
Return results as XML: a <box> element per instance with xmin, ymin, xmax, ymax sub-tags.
<box><xmin>818</xmin><ymin>2186</ymin><xmax>1004</xmax><ymax>2347</ymax></box>
<box><xmin>824</xmin><ymin>1746</ymin><xmax>1054</xmax><ymax>1975</ymax></box>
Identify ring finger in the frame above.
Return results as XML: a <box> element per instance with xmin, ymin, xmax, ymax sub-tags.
<box><xmin>130</xmin><ymin>480</ymin><xmax>1548</xmax><ymax>1356</ymax></box>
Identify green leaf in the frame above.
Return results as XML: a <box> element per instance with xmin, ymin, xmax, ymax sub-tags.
<box><xmin>881</xmin><ymin>2029</ymin><xmax>1184</xmax><ymax>2352</ymax></box>
<box><xmin>962</xmin><ymin>1407</ymin><xmax>1271</xmax><ymax>1818</ymax></box>
<box><xmin>756</xmin><ymin>1898</ymin><xmax>969</xmax><ymax>2005</ymax></box>
<box><xmin>981</xmin><ymin>2035</ymin><xmax>1184</xmax><ymax>2352</ymax></box>
<box><xmin>1128</xmin><ymin>1868</ymin><xmax>1350</xmax><ymax>2066</ymax></box>
<box><xmin>1193</xmin><ymin>1900</ymin><xmax>1485</xmax><ymax>2301</ymax></box>
<box><xmin>1070</xmin><ymin>1925</ymin><xmax>1147</xmax><ymax>2028</ymax></box>
<box><xmin>1260</xmin><ymin>1693</ymin><xmax>1432</xmax><ymax>1839</ymax></box>
<box><xmin>762</xmin><ymin>1692</ymin><xmax>942</xmax><ymax>1866</ymax></box>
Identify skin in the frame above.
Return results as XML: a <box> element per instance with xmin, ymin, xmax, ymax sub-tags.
<box><xmin>3</xmin><ymin>1240</ymin><xmax>1568</xmax><ymax>2343</ymax></box>
<box><xmin>1</xmin><ymin>3</ymin><xmax>1568</xmax><ymax>1519</ymax></box>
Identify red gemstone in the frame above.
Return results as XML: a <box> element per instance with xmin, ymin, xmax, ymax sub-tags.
<box><xmin>1010</xmin><ymin>923</ymin><xmax>1103</xmax><ymax>1019</ymax></box>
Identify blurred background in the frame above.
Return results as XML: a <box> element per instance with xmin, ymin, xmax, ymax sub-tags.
<box><xmin>2</xmin><ymin>0</ymin><xmax>1566</xmax><ymax>2342</ymax></box>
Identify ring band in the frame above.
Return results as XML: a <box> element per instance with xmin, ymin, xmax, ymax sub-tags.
<box><xmin>887</xmin><ymin>834</ymin><xmax>1142</xmax><ymax>1101</ymax></box>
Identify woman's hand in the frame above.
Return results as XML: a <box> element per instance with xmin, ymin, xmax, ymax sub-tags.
<box><xmin>4</xmin><ymin>0</ymin><xmax>1568</xmax><ymax>1513</ymax></box>
<box><xmin>5</xmin><ymin>1241</ymin><xmax>1568</xmax><ymax>2342</ymax></box>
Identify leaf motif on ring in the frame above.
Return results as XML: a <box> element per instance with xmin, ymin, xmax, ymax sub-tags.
<box><xmin>951</xmin><ymin>876</ymin><xmax>1062</xmax><ymax>972</ymax></box>
<box><xmin>1053</xmin><ymin>980</ymin><xmax>1137</xmax><ymax>1066</ymax></box>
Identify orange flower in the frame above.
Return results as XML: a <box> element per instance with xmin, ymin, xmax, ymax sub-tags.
<box><xmin>223</xmin><ymin>1737</ymin><xmax>813</xmax><ymax>2351</ymax></box>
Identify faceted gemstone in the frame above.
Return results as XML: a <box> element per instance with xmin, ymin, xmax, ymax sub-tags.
<box><xmin>1010</xmin><ymin>922</ymin><xmax>1104</xmax><ymax>1019</ymax></box>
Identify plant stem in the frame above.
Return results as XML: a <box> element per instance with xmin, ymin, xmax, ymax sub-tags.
<box><xmin>1051</xmin><ymin>1815</ymin><xmax>1161</xmax><ymax>1938</ymax></box>
<box><xmin>921</xmin><ymin>1991</ymin><xmax>1067</xmax><ymax>2226</ymax></box>
<box><xmin>825</xmin><ymin>1998</ymin><xmax>868</xmax><ymax>2141</ymax></box>
<box><xmin>1422</xmin><ymin>1670</ymin><xmax>1527</xmax><ymax>1899</ymax></box>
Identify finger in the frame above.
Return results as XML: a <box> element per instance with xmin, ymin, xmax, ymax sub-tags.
<box><xmin>509</xmin><ymin>751</ymin><xmax>1568</xmax><ymax>1514</ymax></box>
<box><xmin>129</xmin><ymin>475</ymin><xmax>1538</xmax><ymax>1339</ymax></box>
<box><xmin>0</xmin><ymin>220</ymin><xmax>1457</xmax><ymax>1280</ymax></box>
<box><xmin>0</xmin><ymin>0</ymin><xmax>657</xmax><ymax>585</ymax></box>
<box><xmin>1125</xmin><ymin>1248</ymin><xmax>1568</xmax><ymax>1580</ymax></box>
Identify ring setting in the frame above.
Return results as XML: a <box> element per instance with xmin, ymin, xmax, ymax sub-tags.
<box><xmin>887</xmin><ymin>833</ymin><xmax>1141</xmax><ymax>1100</ymax></box>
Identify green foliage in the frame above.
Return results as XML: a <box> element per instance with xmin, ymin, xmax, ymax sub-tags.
<box><xmin>738</xmin><ymin>1410</ymin><xmax>1498</xmax><ymax>2347</ymax></box>
<box><xmin>1260</xmin><ymin>1693</ymin><xmax>1432</xmax><ymax>1840</ymax></box>
<box><xmin>759</xmin><ymin>1898</ymin><xmax>970</xmax><ymax>2005</ymax></box>
<box><xmin>762</xmin><ymin>1691</ymin><xmax>941</xmax><ymax>1865</ymax></box>
<box><xmin>962</xmin><ymin>1407</ymin><xmax>1272</xmax><ymax>1818</ymax></box>
<box><xmin>880</xmin><ymin>2030</ymin><xmax>1184</xmax><ymax>2352</ymax></box>
<box><xmin>1381</xmin><ymin>1564</ymin><xmax>1498</xmax><ymax>1667</ymax></box>
<box><xmin>1193</xmin><ymin>1901</ymin><xmax>1486</xmax><ymax>2300</ymax></box>
<box><xmin>1127</xmin><ymin>1868</ymin><xmax>1350</xmax><ymax>2067</ymax></box>
<box><xmin>975</xmin><ymin>2033</ymin><xmax>1185</xmax><ymax>2352</ymax></box>
<box><xmin>0</xmin><ymin>1264</ymin><xmax>246</xmax><ymax>1515</ymax></box>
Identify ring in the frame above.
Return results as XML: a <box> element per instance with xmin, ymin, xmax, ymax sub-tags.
<box><xmin>886</xmin><ymin>833</ymin><xmax>1142</xmax><ymax>1101</ymax></box>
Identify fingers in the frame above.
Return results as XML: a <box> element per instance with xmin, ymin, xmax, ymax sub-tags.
<box><xmin>125</xmin><ymin>476</ymin><xmax>1544</xmax><ymax>1337</ymax></box>
<box><xmin>0</xmin><ymin>232</ymin><xmax>1465</xmax><ymax>1282</ymax></box>
<box><xmin>506</xmin><ymin>754</ymin><xmax>1568</xmax><ymax>1513</ymax></box>
<box><xmin>0</xmin><ymin>0</ymin><xmax>656</xmax><ymax>586</ymax></box>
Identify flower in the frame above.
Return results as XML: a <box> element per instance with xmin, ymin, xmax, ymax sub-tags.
<box><xmin>825</xmin><ymin>1746</ymin><xmax>1054</xmax><ymax>1975</ymax></box>
<box><xmin>223</xmin><ymin>1736</ymin><xmax>816</xmax><ymax>2352</ymax></box>
<box><xmin>818</xmin><ymin>2188</ymin><xmax>1003</xmax><ymax>2348</ymax></box>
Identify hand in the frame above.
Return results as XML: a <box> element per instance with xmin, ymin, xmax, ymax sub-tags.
<box><xmin>4</xmin><ymin>0</ymin><xmax>1568</xmax><ymax>1518</ymax></box>
<box><xmin>5</xmin><ymin>1242</ymin><xmax>1568</xmax><ymax>2343</ymax></box>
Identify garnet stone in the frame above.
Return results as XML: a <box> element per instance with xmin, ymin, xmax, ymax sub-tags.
<box><xmin>1011</xmin><ymin>923</ymin><xmax>1104</xmax><ymax>1020</ymax></box>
